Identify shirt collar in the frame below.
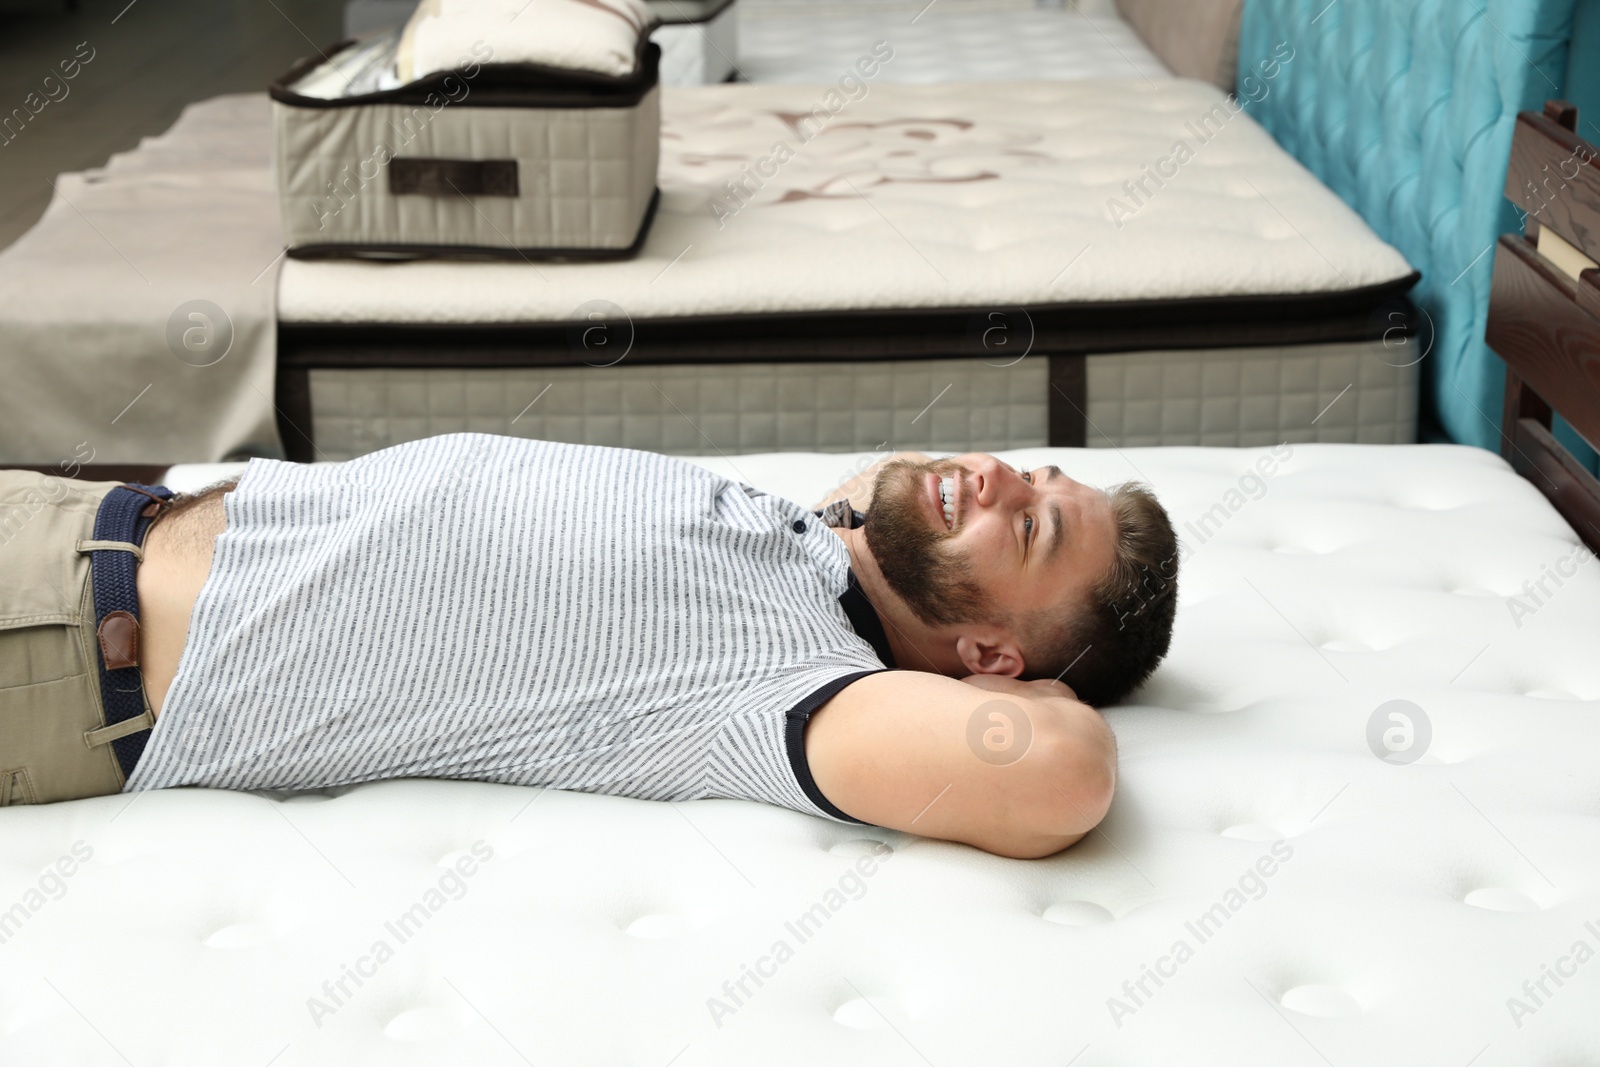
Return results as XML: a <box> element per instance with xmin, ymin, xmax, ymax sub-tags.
<box><xmin>816</xmin><ymin>498</ymin><xmax>866</xmax><ymax>531</ymax></box>
<box><xmin>815</xmin><ymin>502</ymin><xmax>895</xmax><ymax>667</ymax></box>
<box><xmin>838</xmin><ymin>569</ymin><xmax>895</xmax><ymax>667</ymax></box>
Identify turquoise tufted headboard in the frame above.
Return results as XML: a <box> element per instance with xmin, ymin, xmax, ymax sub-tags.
<box><xmin>1237</xmin><ymin>0</ymin><xmax>1590</xmax><ymax>462</ymax></box>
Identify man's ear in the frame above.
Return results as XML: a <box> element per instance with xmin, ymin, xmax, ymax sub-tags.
<box><xmin>953</xmin><ymin>632</ymin><xmax>1026</xmax><ymax>678</ymax></box>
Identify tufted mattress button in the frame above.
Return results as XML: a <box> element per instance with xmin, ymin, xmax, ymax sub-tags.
<box><xmin>1041</xmin><ymin>901</ymin><xmax>1114</xmax><ymax>926</ymax></box>
<box><xmin>203</xmin><ymin>922</ymin><xmax>274</xmax><ymax>950</ymax></box>
<box><xmin>833</xmin><ymin>994</ymin><xmax>906</xmax><ymax>1030</ymax></box>
<box><xmin>1280</xmin><ymin>984</ymin><xmax>1363</xmax><ymax>1018</ymax></box>
<box><xmin>625</xmin><ymin>913</ymin><xmax>696</xmax><ymax>939</ymax></box>
<box><xmin>383</xmin><ymin>1006</ymin><xmax>464</xmax><ymax>1041</ymax></box>
<box><xmin>1220</xmin><ymin>823</ymin><xmax>1284</xmax><ymax>841</ymax></box>
<box><xmin>436</xmin><ymin>847</ymin><xmax>483</xmax><ymax>870</ymax></box>
<box><xmin>1462</xmin><ymin>887</ymin><xmax>1542</xmax><ymax>912</ymax></box>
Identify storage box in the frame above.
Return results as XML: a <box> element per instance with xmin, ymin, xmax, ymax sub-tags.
<box><xmin>270</xmin><ymin>30</ymin><xmax>661</xmax><ymax>260</ymax></box>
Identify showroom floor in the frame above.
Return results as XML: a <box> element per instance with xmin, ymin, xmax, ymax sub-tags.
<box><xmin>0</xmin><ymin>0</ymin><xmax>341</xmax><ymax>250</ymax></box>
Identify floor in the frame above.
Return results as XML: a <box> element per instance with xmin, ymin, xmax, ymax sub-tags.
<box><xmin>0</xmin><ymin>0</ymin><xmax>343</xmax><ymax>251</ymax></box>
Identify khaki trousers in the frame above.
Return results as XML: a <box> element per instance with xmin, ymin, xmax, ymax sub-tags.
<box><xmin>0</xmin><ymin>471</ymin><xmax>154</xmax><ymax>804</ymax></box>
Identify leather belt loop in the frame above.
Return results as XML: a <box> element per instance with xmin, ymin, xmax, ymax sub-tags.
<box><xmin>122</xmin><ymin>485</ymin><xmax>170</xmax><ymax>509</ymax></box>
<box><xmin>96</xmin><ymin>609</ymin><xmax>141</xmax><ymax>671</ymax></box>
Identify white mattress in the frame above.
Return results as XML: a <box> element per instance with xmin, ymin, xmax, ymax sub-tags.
<box><xmin>277</xmin><ymin>79</ymin><xmax>1414</xmax><ymax>324</ymax></box>
<box><xmin>736</xmin><ymin>7</ymin><xmax>1169</xmax><ymax>84</ymax></box>
<box><xmin>6</xmin><ymin>443</ymin><xmax>1597</xmax><ymax>1063</ymax></box>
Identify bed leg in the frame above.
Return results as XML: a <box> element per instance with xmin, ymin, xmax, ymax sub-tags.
<box><xmin>275</xmin><ymin>364</ymin><xmax>317</xmax><ymax>464</ymax></box>
<box><xmin>1500</xmin><ymin>365</ymin><xmax>1552</xmax><ymax>465</ymax></box>
<box><xmin>1047</xmin><ymin>354</ymin><xmax>1088</xmax><ymax>448</ymax></box>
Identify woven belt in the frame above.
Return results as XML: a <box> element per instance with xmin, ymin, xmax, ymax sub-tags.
<box><xmin>74</xmin><ymin>483</ymin><xmax>176</xmax><ymax>781</ymax></box>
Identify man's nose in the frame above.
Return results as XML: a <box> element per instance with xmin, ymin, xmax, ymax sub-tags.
<box><xmin>969</xmin><ymin>455</ymin><xmax>1028</xmax><ymax>509</ymax></box>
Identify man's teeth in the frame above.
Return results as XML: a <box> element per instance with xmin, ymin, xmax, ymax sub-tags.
<box><xmin>939</xmin><ymin>476</ymin><xmax>955</xmax><ymax>530</ymax></box>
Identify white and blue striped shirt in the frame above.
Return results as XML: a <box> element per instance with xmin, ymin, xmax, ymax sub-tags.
<box><xmin>125</xmin><ymin>434</ymin><xmax>890</xmax><ymax>821</ymax></box>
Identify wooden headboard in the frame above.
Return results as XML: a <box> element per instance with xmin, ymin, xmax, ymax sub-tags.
<box><xmin>1487</xmin><ymin>100</ymin><xmax>1600</xmax><ymax>554</ymax></box>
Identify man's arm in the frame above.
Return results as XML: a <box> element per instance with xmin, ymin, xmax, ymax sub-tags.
<box><xmin>804</xmin><ymin>671</ymin><xmax>1116</xmax><ymax>859</ymax></box>
<box><xmin>812</xmin><ymin>450</ymin><xmax>933</xmax><ymax>513</ymax></box>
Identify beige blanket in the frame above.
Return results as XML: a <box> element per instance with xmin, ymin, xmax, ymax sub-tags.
<box><xmin>0</xmin><ymin>94</ymin><xmax>284</xmax><ymax>465</ymax></box>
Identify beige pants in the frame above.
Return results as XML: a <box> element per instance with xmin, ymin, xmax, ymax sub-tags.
<box><xmin>0</xmin><ymin>471</ymin><xmax>154</xmax><ymax>804</ymax></box>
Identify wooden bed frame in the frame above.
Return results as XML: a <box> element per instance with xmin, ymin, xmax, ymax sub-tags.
<box><xmin>10</xmin><ymin>101</ymin><xmax>1599</xmax><ymax>557</ymax></box>
<box><xmin>1487</xmin><ymin>99</ymin><xmax>1600</xmax><ymax>554</ymax></box>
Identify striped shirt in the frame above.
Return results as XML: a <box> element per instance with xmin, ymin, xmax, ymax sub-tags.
<box><xmin>124</xmin><ymin>434</ymin><xmax>891</xmax><ymax>821</ymax></box>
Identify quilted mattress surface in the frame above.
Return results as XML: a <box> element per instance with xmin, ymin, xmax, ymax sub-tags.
<box><xmin>278</xmin><ymin>78</ymin><xmax>1415</xmax><ymax>323</ymax></box>
<box><xmin>735</xmin><ymin>7</ymin><xmax>1168</xmax><ymax>84</ymax></box>
<box><xmin>4</xmin><ymin>443</ymin><xmax>1597</xmax><ymax>1064</ymax></box>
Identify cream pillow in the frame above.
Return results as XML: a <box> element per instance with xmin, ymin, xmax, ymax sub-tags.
<box><xmin>396</xmin><ymin>0</ymin><xmax>657</xmax><ymax>83</ymax></box>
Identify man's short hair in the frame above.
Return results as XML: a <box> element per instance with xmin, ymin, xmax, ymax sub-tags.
<box><xmin>1020</xmin><ymin>481</ymin><xmax>1178</xmax><ymax>707</ymax></box>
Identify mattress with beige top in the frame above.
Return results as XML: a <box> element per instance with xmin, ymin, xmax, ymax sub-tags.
<box><xmin>275</xmin><ymin>76</ymin><xmax>1421</xmax><ymax>460</ymax></box>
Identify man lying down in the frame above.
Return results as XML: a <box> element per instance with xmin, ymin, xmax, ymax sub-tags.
<box><xmin>3</xmin><ymin>433</ymin><xmax>1178</xmax><ymax>859</ymax></box>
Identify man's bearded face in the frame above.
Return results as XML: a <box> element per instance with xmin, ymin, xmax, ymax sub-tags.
<box><xmin>862</xmin><ymin>458</ymin><xmax>994</xmax><ymax>628</ymax></box>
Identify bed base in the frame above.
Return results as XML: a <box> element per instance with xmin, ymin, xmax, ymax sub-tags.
<box><xmin>273</xmin><ymin>276</ymin><xmax>1417</xmax><ymax>462</ymax></box>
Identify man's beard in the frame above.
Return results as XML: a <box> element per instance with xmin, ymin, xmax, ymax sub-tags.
<box><xmin>863</xmin><ymin>459</ymin><xmax>993</xmax><ymax>628</ymax></box>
